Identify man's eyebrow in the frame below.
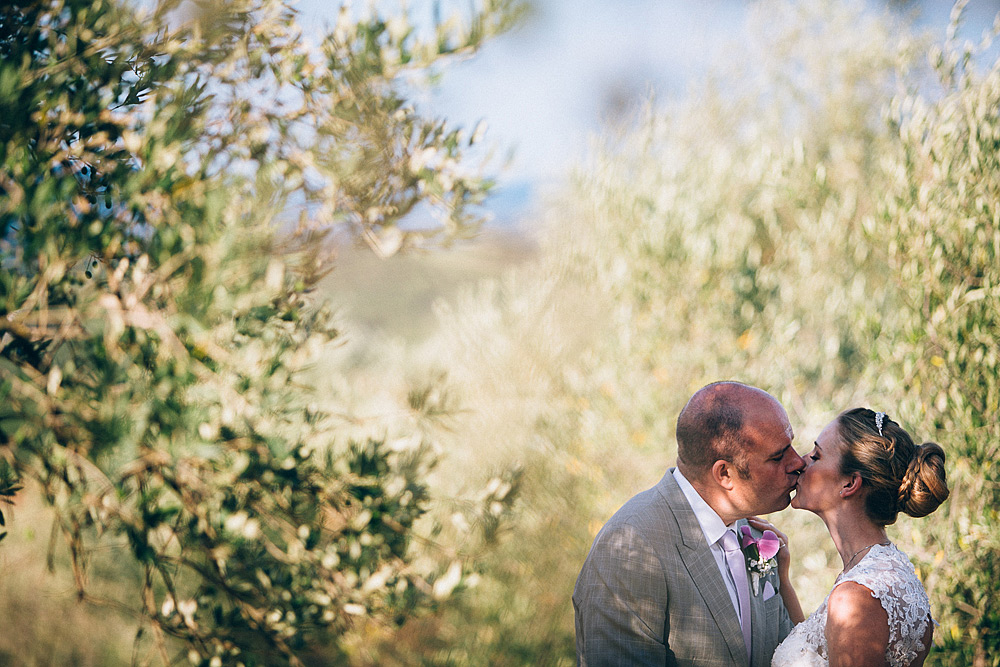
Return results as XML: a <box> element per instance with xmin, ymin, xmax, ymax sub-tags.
<box><xmin>770</xmin><ymin>443</ymin><xmax>791</xmax><ymax>458</ymax></box>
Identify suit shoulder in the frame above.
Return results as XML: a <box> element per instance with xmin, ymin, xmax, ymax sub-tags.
<box><xmin>596</xmin><ymin>484</ymin><xmax>681</xmax><ymax>543</ymax></box>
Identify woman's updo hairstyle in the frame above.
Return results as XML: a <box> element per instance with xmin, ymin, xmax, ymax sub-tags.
<box><xmin>836</xmin><ymin>408</ymin><xmax>950</xmax><ymax>526</ymax></box>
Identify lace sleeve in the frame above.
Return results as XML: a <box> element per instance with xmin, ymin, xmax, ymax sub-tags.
<box><xmin>839</xmin><ymin>545</ymin><xmax>931</xmax><ymax>667</ymax></box>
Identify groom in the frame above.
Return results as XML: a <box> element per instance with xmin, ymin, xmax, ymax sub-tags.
<box><xmin>573</xmin><ymin>381</ymin><xmax>805</xmax><ymax>666</ymax></box>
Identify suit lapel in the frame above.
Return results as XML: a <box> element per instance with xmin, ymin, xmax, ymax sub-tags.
<box><xmin>658</xmin><ymin>472</ymin><xmax>749</xmax><ymax>667</ymax></box>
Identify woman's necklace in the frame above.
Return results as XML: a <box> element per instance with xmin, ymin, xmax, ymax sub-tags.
<box><xmin>843</xmin><ymin>540</ymin><xmax>891</xmax><ymax>571</ymax></box>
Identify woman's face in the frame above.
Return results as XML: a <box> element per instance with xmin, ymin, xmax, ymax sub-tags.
<box><xmin>791</xmin><ymin>419</ymin><xmax>852</xmax><ymax>513</ymax></box>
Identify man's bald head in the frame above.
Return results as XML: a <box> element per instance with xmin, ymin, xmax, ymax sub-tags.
<box><xmin>675</xmin><ymin>381</ymin><xmax>781</xmax><ymax>479</ymax></box>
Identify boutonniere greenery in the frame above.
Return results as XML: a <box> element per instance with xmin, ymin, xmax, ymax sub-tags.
<box><xmin>739</xmin><ymin>525</ymin><xmax>779</xmax><ymax>595</ymax></box>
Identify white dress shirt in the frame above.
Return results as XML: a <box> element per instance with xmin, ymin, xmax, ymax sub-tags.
<box><xmin>672</xmin><ymin>467</ymin><xmax>745</xmax><ymax>624</ymax></box>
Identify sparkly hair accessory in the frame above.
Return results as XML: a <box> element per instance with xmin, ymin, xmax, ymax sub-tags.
<box><xmin>875</xmin><ymin>411</ymin><xmax>886</xmax><ymax>436</ymax></box>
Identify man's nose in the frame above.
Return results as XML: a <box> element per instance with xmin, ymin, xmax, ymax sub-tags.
<box><xmin>788</xmin><ymin>452</ymin><xmax>806</xmax><ymax>473</ymax></box>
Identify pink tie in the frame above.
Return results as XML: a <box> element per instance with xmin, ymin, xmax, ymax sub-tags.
<box><xmin>721</xmin><ymin>529</ymin><xmax>752</xmax><ymax>662</ymax></box>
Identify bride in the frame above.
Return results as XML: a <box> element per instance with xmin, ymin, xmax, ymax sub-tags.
<box><xmin>758</xmin><ymin>408</ymin><xmax>950</xmax><ymax>667</ymax></box>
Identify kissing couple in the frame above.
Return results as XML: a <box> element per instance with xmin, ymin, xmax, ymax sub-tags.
<box><xmin>573</xmin><ymin>381</ymin><xmax>949</xmax><ymax>666</ymax></box>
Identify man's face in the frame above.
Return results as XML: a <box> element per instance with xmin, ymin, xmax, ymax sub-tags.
<box><xmin>728</xmin><ymin>401</ymin><xmax>805</xmax><ymax>516</ymax></box>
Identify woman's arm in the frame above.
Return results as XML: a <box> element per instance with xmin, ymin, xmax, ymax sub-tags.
<box><xmin>747</xmin><ymin>516</ymin><xmax>804</xmax><ymax>624</ymax></box>
<box><xmin>826</xmin><ymin>582</ymin><xmax>889</xmax><ymax>667</ymax></box>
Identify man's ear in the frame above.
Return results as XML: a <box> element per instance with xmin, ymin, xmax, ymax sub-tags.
<box><xmin>841</xmin><ymin>472</ymin><xmax>863</xmax><ymax>498</ymax></box>
<box><xmin>712</xmin><ymin>459</ymin><xmax>736</xmax><ymax>490</ymax></box>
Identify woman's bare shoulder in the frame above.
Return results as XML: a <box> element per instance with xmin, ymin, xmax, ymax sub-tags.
<box><xmin>828</xmin><ymin>581</ymin><xmax>886</xmax><ymax>621</ymax></box>
<box><xmin>826</xmin><ymin>582</ymin><xmax>889</xmax><ymax>667</ymax></box>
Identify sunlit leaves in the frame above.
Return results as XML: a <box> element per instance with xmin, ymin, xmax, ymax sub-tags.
<box><xmin>0</xmin><ymin>0</ymin><xmax>519</xmax><ymax>664</ymax></box>
<box><xmin>880</xmin><ymin>13</ymin><xmax>1000</xmax><ymax>663</ymax></box>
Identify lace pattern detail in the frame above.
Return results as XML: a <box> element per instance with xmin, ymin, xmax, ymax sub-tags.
<box><xmin>771</xmin><ymin>544</ymin><xmax>931</xmax><ymax>667</ymax></box>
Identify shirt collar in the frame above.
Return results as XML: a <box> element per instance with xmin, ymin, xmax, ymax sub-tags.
<box><xmin>672</xmin><ymin>467</ymin><xmax>735</xmax><ymax>546</ymax></box>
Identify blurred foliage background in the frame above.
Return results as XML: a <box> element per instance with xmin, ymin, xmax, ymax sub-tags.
<box><xmin>2</xmin><ymin>0</ymin><xmax>999</xmax><ymax>665</ymax></box>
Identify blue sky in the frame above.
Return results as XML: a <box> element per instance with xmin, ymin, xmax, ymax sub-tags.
<box><xmin>295</xmin><ymin>0</ymin><xmax>1000</xmax><ymax>226</ymax></box>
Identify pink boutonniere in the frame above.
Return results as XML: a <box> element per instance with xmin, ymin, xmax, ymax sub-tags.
<box><xmin>740</xmin><ymin>525</ymin><xmax>780</xmax><ymax>595</ymax></box>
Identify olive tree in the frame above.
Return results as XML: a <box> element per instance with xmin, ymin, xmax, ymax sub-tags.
<box><xmin>879</xmin><ymin>13</ymin><xmax>1000</xmax><ymax>663</ymax></box>
<box><xmin>0</xmin><ymin>0</ymin><xmax>518</xmax><ymax>664</ymax></box>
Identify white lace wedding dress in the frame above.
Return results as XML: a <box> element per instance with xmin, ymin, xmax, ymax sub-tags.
<box><xmin>771</xmin><ymin>544</ymin><xmax>931</xmax><ymax>667</ymax></box>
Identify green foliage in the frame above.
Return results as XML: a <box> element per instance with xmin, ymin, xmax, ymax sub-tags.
<box><xmin>0</xmin><ymin>0</ymin><xmax>519</xmax><ymax>664</ymax></box>
<box><xmin>879</xmin><ymin>14</ymin><xmax>1000</xmax><ymax>663</ymax></box>
<box><xmin>0</xmin><ymin>457</ymin><xmax>20</xmax><ymax>545</ymax></box>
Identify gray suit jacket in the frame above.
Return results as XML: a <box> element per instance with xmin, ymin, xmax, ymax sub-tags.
<box><xmin>573</xmin><ymin>469</ymin><xmax>794</xmax><ymax>666</ymax></box>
